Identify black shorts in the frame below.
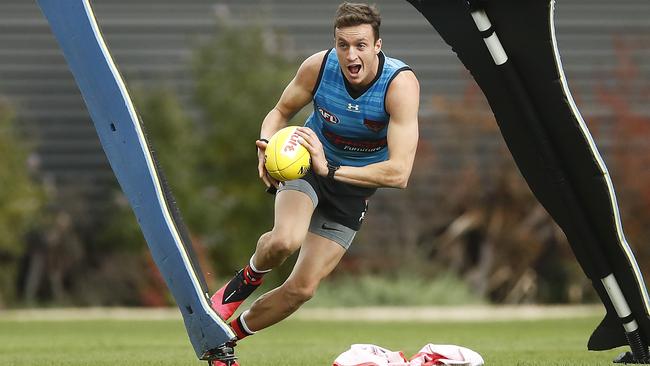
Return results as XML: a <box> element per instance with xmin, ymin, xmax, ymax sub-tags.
<box><xmin>280</xmin><ymin>169</ymin><xmax>375</xmax><ymax>231</ymax></box>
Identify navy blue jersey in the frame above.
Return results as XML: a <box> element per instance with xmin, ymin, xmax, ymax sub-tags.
<box><xmin>304</xmin><ymin>49</ymin><xmax>411</xmax><ymax>167</ymax></box>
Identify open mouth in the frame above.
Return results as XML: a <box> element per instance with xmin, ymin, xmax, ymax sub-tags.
<box><xmin>348</xmin><ymin>64</ymin><xmax>361</xmax><ymax>76</ymax></box>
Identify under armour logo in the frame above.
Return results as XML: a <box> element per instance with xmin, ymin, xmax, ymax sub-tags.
<box><xmin>347</xmin><ymin>103</ymin><xmax>360</xmax><ymax>112</ymax></box>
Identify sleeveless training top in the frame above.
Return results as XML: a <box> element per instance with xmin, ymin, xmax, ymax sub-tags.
<box><xmin>304</xmin><ymin>49</ymin><xmax>411</xmax><ymax>167</ymax></box>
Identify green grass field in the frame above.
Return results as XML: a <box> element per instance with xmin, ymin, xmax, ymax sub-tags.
<box><xmin>0</xmin><ymin>313</ymin><xmax>625</xmax><ymax>365</ymax></box>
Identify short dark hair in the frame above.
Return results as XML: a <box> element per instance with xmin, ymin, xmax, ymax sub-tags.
<box><xmin>334</xmin><ymin>2</ymin><xmax>381</xmax><ymax>41</ymax></box>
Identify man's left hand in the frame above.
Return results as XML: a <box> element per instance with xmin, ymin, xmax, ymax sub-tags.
<box><xmin>295</xmin><ymin>127</ymin><xmax>328</xmax><ymax>176</ymax></box>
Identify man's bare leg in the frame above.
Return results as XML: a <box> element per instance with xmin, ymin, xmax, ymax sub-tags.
<box><xmin>241</xmin><ymin>233</ymin><xmax>346</xmax><ymax>333</ymax></box>
<box><xmin>252</xmin><ymin>189</ymin><xmax>315</xmax><ymax>271</ymax></box>
<box><xmin>211</xmin><ymin>189</ymin><xmax>314</xmax><ymax>321</ymax></box>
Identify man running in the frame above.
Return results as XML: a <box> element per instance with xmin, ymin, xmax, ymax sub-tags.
<box><xmin>211</xmin><ymin>0</ymin><xmax>420</xmax><ymax>354</ymax></box>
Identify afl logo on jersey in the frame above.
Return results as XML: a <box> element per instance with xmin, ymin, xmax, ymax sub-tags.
<box><xmin>318</xmin><ymin>107</ymin><xmax>339</xmax><ymax>124</ymax></box>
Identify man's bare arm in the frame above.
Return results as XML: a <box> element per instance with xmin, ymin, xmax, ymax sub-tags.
<box><xmin>257</xmin><ymin>51</ymin><xmax>326</xmax><ymax>189</ymax></box>
<box><xmin>259</xmin><ymin>51</ymin><xmax>326</xmax><ymax>140</ymax></box>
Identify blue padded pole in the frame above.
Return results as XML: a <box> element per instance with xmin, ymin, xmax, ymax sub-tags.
<box><xmin>36</xmin><ymin>0</ymin><xmax>236</xmax><ymax>359</ymax></box>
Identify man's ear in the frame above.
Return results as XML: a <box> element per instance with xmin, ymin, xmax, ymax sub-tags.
<box><xmin>375</xmin><ymin>38</ymin><xmax>382</xmax><ymax>54</ymax></box>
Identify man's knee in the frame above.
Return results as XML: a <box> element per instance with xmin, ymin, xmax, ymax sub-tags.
<box><xmin>281</xmin><ymin>279</ymin><xmax>318</xmax><ymax>309</ymax></box>
<box><xmin>260</xmin><ymin>230</ymin><xmax>302</xmax><ymax>259</ymax></box>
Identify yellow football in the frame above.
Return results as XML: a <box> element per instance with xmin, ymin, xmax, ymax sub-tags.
<box><xmin>264</xmin><ymin>126</ymin><xmax>311</xmax><ymax>181</ymax></box>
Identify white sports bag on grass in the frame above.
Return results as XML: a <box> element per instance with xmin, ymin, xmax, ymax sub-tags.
<box><xmin>409</xmin><ymin>344</ymin><xmax>484</xmax><ymax>366</ymax></box>
<box><xmin>332</xmin><ymin>343</ymin><xmax>484</xmax><ymax>366</ymax></box>
<box><xmin>333</xmin><ymin>344</ymin><xmax>409</xmax><ymax>366</ymax></box>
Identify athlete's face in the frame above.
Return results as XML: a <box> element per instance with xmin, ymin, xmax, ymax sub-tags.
<box><xmin>334</xmin><ymin>24</ymin><xmax>382</xmax><ymax>88</ymax></box>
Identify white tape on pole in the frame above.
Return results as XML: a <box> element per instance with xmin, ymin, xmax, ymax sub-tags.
<box><xmin>603</xmin><ymin>274</ymin><xmax>634</xmax><ymax>319</ymax></box>
<box><xmin>484</xmin><ymin>34</ymin><xmax>508</xmax><ymax>65</ymax></box>
<box><xmin>625</xmin><ymin>319</ymin><xmax>640</xmax><ymax>333</ymax></box>
<box><xmin>470</xmin><ymin>10</ymin><xmax>508</xmax><ymax>65</ymax></box>
<box><xmin>470</xmin><ymin>9</ymin><xmax>491</xmax><ymax>31</ymax></box>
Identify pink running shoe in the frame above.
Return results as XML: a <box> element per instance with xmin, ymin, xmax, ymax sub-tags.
<box><xmin>208</xmin><ymin>360</ymin><xmax>239</xmax><ymax>366</ymax></box>
<box><xmin>211</xmin><ymin>267</ymin><xmax>263</xmax><ymax>321</ymax></box>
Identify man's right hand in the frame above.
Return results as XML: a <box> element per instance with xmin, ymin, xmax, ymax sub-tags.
<box><xmin>256</xmin><ymin>139</ymin><xmax>280</xmax><ymax>189</ymax></box>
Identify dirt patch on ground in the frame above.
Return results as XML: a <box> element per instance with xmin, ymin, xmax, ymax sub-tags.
<box><xmin>0</xmin><ymin>307</ymin><xmax>182</xmax><ymax>321</ymax></box>
<box><xmin>0</xmin><ymin>305</ymin><xmax>603</xmax><ymax>322</ymax></box>
<box><xmin>295</xmin><ymin>304</ymin><xmax>603</xmax><ymax>322</ymax></box>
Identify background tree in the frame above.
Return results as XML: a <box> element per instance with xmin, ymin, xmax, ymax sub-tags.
<box><xmin>0</xmin><ymin>99</ymin><xmax>47</xmax><ymax>306</ymax></box>
<box><xmin>191</xmin><ymin>26</ymin><xmax>301</xmax><ymax>277</ymax></box>
<box><xmin>88</xmin><ymin>25</ymin><xmax>302</xmax><ymax>305</ymax></box>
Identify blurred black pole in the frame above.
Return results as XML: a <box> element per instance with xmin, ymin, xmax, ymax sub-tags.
<box><xmin>462</xmin><ymin>1</ymin><xmax>649</xmax><ymax>363</ymax></box>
